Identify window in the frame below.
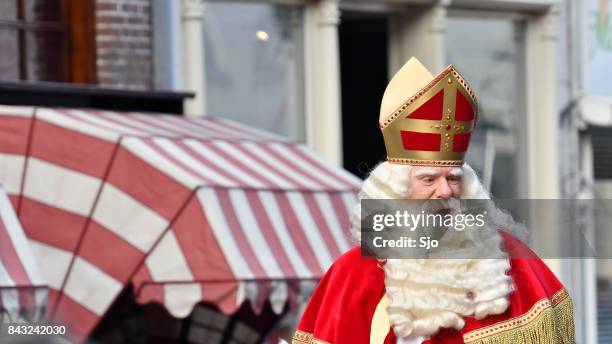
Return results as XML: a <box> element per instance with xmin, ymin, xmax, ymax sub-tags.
<box><xmin>446</xmin><ymin>15</ymin><xmax>527</xmax><ymax>198</ymax></box>
<box><xmin>187</xmin><ymin>305</ymin><xmax>229</xmax><ymax>343</ymax></box>
<box><xmin>202</xmin><ymin>2</ymin><xmax>305</xmax><ymax>140</ymax></box>
<box><xmin>0</xmin><ymin>0</ymin><xmax>95</xmax><ymax>83</ymax></box>
<box><xmin>587</xmin><ymin>0</ymin><xmax>612</xmax><ymax>95</ymax></box>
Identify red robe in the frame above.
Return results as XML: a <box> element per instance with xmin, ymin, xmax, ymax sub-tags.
<box><xmin>293</xmin><ymin>232</ymin><xmax>575</xmax><ymax>344</ymax></box>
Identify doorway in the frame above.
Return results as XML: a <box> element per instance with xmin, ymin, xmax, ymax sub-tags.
<box><xmin>339</xmin><ymin>13</ymin><xmax>389</xmax><ymax>178</ymax></box>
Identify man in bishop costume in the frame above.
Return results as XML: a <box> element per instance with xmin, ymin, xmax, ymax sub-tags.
<box><xmin>292</xmin><ymin>58</ymin><xmax>575</xmax><ymax>344</ymax></box>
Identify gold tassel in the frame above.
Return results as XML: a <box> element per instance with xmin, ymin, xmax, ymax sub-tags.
<box><xmin>465</xmin><ymin>294</ymin><xmax>575</xmax><ymax>344</ymax></box>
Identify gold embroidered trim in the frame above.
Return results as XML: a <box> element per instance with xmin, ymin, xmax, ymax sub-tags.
<box><xmin>463</xmin><ymin>288</ymin><xmax>575</xmax><ymax>344</ymax></box>
<box><xmin>387</xmin><ymin>157</ymin><xmax>464</xmax><ymax>166</ymax></box>
<box><xmin>292</xmin><ymin>330</ymin><xmax>331</xmax><ymax>344</ymax></box>
<box><xmin>292</xmin><ymin>330</ymin><xmax>312</xmax><ymax>343</ymax></box>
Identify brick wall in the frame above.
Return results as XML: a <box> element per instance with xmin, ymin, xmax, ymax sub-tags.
<box><xmin>95</xmin><ymin>0</ymin><xmax>153</xmax><ymax>89</ymax></box>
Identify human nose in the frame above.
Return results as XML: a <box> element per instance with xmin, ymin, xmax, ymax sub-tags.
<box><xmin>435</xmin><ymin>179</ymin><xmax>452</xmax><ymax>199</ymax></box>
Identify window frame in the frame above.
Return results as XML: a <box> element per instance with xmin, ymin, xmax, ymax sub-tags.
<box><xmin>0</xmin><ymin>0</ymin><xmax>96</xmax><ymax>83</ymax></box>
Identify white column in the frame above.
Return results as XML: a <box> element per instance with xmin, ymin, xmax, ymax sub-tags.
<box><xmin>388</xmin><ymin>3</ymin><xmax>447</xmax><ymax>77</ymax></box>
<box><xmin>304</xmin><ymin>0</ymin><xmax>342</xmax><ymax>164</ymax></box>
<box><xmin>525</xmin><ymin>6</ymin><xmax>561</xmax><ymax>265</ymax></box>
<box><xmin>181</xmin><ymin>0</ymin><xmax>206</xmax><ymax>117</ymax></box>
<box><xmin>526</xmin><ymin>5</ymin><xmax>561</xmax><ymax>266</ymax></box>
<box><xmin>152</xmin><ymin>0</ymin><xmax>182</xmax><ymax>90</ymax></box>
<box><xmin>525</xmin><ymin>7</ymin><xmax>560</xmax><ymax>200</ymax></box>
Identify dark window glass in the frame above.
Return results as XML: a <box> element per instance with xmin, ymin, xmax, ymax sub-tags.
<box><xmin>0</xmin><ymin>0</ymin><xmax>67</xmax><ymax>82</ymax></box>
<box><xmin>0</xmin><ymin>0</ymin><xmax>18</xmax><ymax>20</ymax></box>
<box><xmin>25</xmin><ymin>0</ymin><xmax>63</xmax><ymax>22</ymax></box>
<box><xmin>0</xmin><ymin>29</ymin><xmax>19</xmax><ymax>80</ymax></box>
<box><xmin>26</xmin><ymin>31</ymin><xmax>66</xmax><ymax>81</ymax></box>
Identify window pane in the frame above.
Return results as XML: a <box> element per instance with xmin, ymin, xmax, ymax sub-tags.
<box><xmin>203</xmin><ymin>2</ymin><xmax>305</xmax><ymax>140</ymax></box>
<box><xmin>26</xmin><ymin>31</ymin><xmax>66</xmax><ymax>81</ymax></box>
<box><xmin>446</xmin><ymin>16</ymin><xmax>525</xmax><ymax>198</ymax></box>
<box><xmin>25</xmin><ymin>0</ymin><xmax>63</xmax><ymax>22</ymax></box>
<box><xmin>0</xmin><ymin>0</ymin><xmax>17</xmax><ymax>20</ymax></box>
<box><xmin>0</xmin><ymin>29</ymin><xmax>20</xmax><ymax>80</ymax></box>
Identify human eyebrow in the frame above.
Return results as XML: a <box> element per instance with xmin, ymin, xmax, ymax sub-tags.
<box><xmin>448</xmin><ymin>168</ymin><xmax>463</xmax><ymax>177</ymax></box>
<box><xmin>414</xmin><ymin>168</ymin><xmax>439</xmax><ymax>178</ymax></box>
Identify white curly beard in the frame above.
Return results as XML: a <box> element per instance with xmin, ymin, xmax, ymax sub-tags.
<box><xmin>384</xmin><ymin>235</ymin><xmax>513</xmax><ymax>339</ymax></box>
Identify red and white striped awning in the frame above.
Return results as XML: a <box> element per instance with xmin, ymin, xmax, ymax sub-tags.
<box><xmin>0</xmin><ymin>105</ymin><xmax>359</xmax><ymax>342</ymax></box>
<box><xmin>0</xmin><ymin>183</ymin><xmax>47</xmax><ymax>323</ymax></box>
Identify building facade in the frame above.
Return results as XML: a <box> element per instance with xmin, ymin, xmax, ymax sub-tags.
<box><xmin>154</xmin><ymin>0</ymin><xmax>596</xmax><ymax>342</ymax></box>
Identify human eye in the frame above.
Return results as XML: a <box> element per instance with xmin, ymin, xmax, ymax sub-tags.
<box><xmin>421</xmin><ymin>176</ymin><xmax>435</xmax><ymax>185</ymax></box>
<box><xmin>447</xmin><ymin>175</ymin><xmax>461</xmax><ymax>184</ymax></box>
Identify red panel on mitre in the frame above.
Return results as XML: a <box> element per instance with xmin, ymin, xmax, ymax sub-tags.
<box><xmin>406</xmin><ymin>89</ymin><xmax>444</xmax><ymax>120</ymax></box>
<box><xmin>454</xmin><ymin>90</ymin><xmax>475</xmax><ymax>121</ymax></box>
<box><xmin>453</xmin><ymin>132</ymin><xmax>472</xmax><ymax>152</ymax></box>
<box><xmin>401</xmin><ymin>131</ymin><xmax>441</xmax><ymax>151</ymax></box>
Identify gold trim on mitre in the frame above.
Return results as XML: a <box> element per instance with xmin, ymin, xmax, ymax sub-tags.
<box><xmin>379</xmin><ymin>57</ymin><xmax>478</xmax><ymax>166</ymax></box>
